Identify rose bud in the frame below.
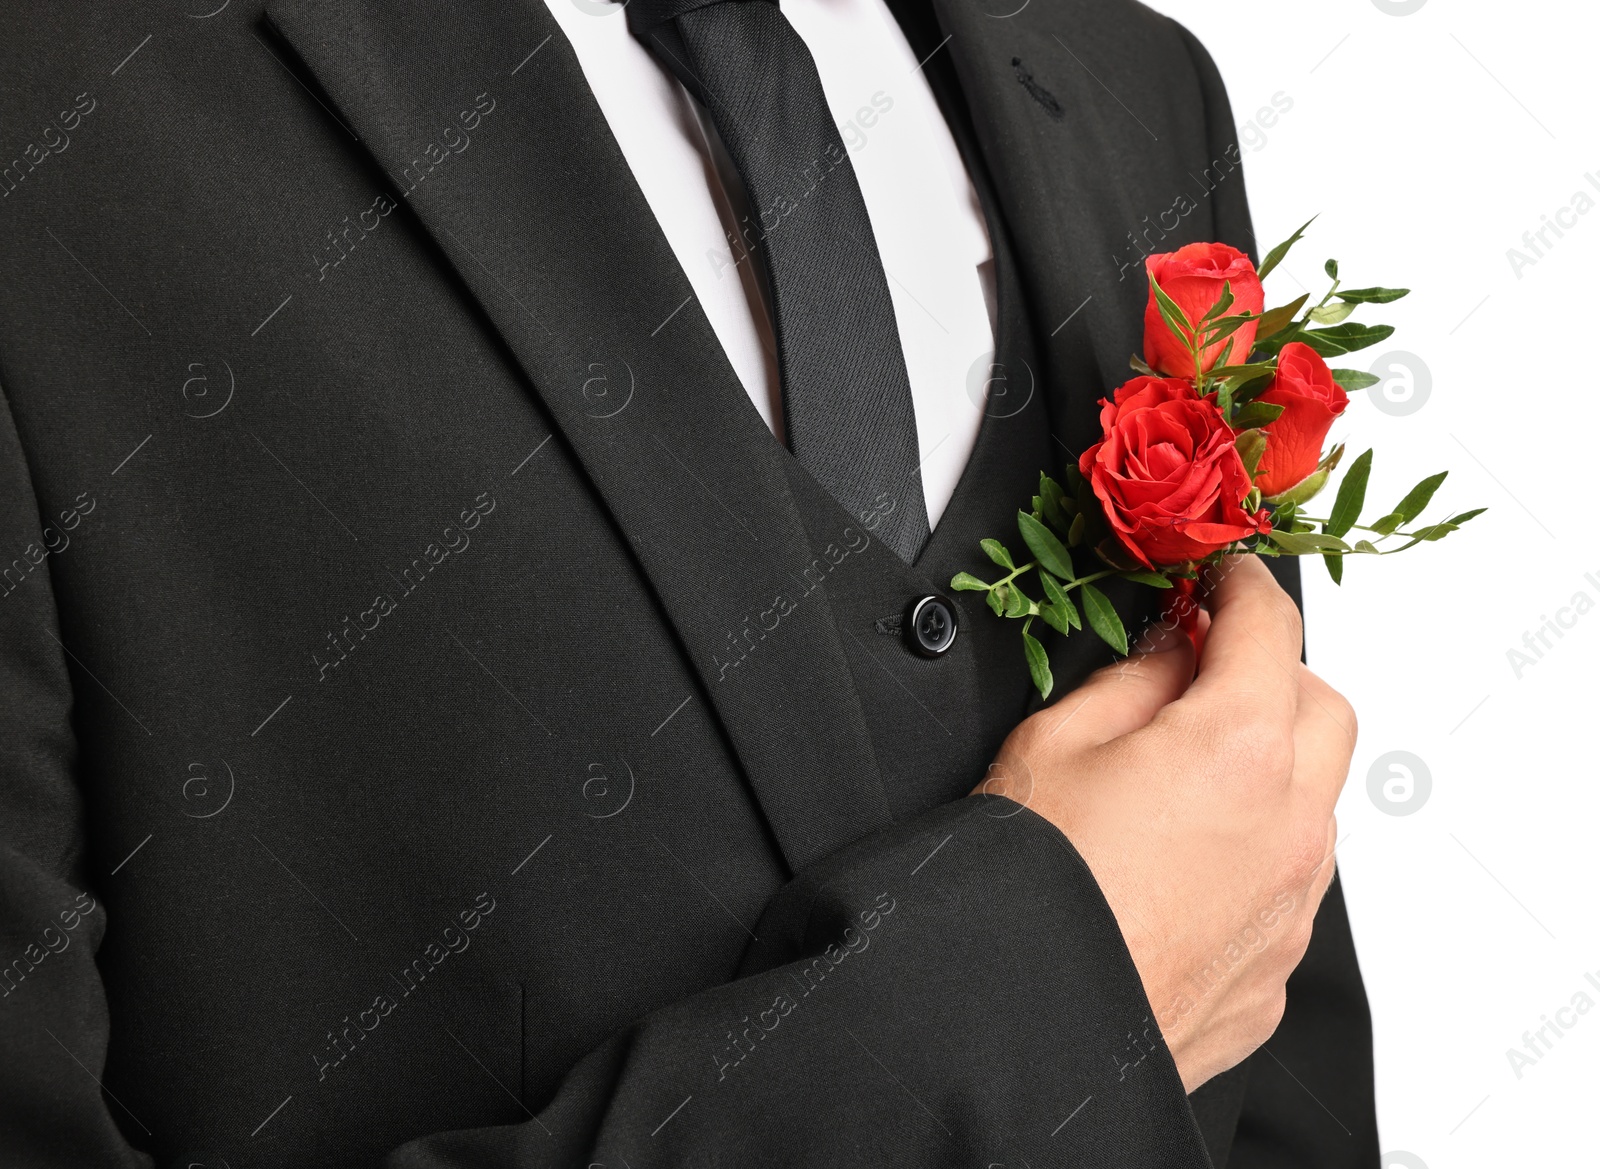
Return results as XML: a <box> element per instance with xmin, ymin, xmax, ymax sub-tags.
<box><xmin>1250</xmin><ymin>342</ymin><xmax>1350</xmax><ymax>498</ymax></box>
<box><xmin>1079</xmin><ymin>376</ymin><xmax>1272</xmax><ymax>569</ymax></box>
<box><xmin>1143</xmin><ymin>243</ymin><xmax>1265</xmax><ymax>377</ymax></box>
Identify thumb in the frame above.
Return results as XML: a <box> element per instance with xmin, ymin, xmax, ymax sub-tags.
<box><xmin>1045</xmin><ymin>620</ymin><xmax>1195</xmax><ymax>749</ymax></box>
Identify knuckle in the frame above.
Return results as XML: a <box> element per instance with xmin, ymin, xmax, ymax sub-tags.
<box><xmin>1247</xmin><ymin>990</ymin><xmax>1289</xmax><ymax>1054</ymax></box>
<box><xmin>1305</xmin><ymin>669</ymin><xmax>1359</xmax><ymax>743</ymax></box>
<box><xmin>1230</xmin><ymin>714</ymin><xmax>1295</xmax><ymax>781</ymax></box>
<box><xmin>1281</xmin><ymin>815</ymin><xmax>1333</xmax><ymax>891</ymax></box>
<box><xmin>1278</xmin><ymin>904</ymin><xmax>1316</xmax><ymax>963</ymax></box>
<box><xmin>1142</xmin><ymin>704</ymin><xmax>1216</xmax><ymax>765</ymax></box>
<box><xmin>1269</xmin><ymin>600</ymin><xmax>1305</xmax><ymax>655</ymax></box>
<box><xmin>1332</xmin><ymin>690</ymin><xmax>1359</xmax><ymax>743</ymax></box>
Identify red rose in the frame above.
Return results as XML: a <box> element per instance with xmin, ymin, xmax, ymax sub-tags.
<box><xmin>1143</xmin><ymin>243</ymin><xmax>1265</xmax><ymax>377</ymax></box>
<box><xmin>1079</xmin><ymin>377</ymin><xmax>1272</xmax><ymax>569</ymax></box>
<box><xmin>1251</xmin><ymin>342</ymin><xmax>1350</xmax><ymax>497</ymax></box>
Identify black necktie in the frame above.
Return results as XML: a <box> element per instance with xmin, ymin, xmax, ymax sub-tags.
<box><xmin>627</xmin><ymin>0</ymin><xmax>931</xmax><ymax>563</ymax></box>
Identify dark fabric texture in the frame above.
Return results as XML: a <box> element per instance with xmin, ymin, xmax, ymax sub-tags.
<box><xmin>0</xmin><ymin>0</ymin><xmax>1376</xmax><ymax>1165</ymax></box>
<box><xmin>1228</xmin><ymin>875</ymin><xmax>1380</xmax><ymax>1166</ymax></box>
<box><xmin>387</xmin><ymin>796</ymin><xmax>1212</xmax><ymax>1168</ymax></box>
<box><xmin>631</xmin><ymin>0</ymin><xmax>932</xmax><ymax>563</ymax></box>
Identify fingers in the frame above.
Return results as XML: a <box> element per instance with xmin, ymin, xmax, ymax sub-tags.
<box><xmin>1310</xmin><ymin>814</ymin><xmax>1340</xmax><ymax>909</ymax></box>
<box><xmin>1291</xmin><ymin>665</ymin><xmax>1358</xmax><ymax>819</ymax></box>
<box><xmin>1189</xmin><ymin>556</ymin><xmax>1304</xmax><ymax>725</ymax></box>
<box><xmin>1041</xmin><ymin>624</ymin><xmax>1197</xmax><ymax>749</ymax></box>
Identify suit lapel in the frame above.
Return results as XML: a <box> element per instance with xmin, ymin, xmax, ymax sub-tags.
<box><xmin>263</xmin><ymin>0</ymin><xmax>891</xmax><ymax>871</ymax></box>
<box><xmin>919</xmin><ymin>0</ymin><xmax>1155</xmax><ymax>460</ymax></box>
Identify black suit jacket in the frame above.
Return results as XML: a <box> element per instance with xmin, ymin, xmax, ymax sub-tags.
<box><xmin>0</xmin><ymin>0</ymin><xmax>1377</xmax><ymax>1165</ymax></box>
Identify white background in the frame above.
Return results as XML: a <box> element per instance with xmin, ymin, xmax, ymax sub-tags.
<box><xmin>1140</xmin><ymin>0</ymin><xmax>1600</xmax><ymax>1163</ymax></box>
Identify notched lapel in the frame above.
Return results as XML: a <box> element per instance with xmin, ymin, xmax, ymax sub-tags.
<box><xmin>263</xmin><ymin>0</ymin><xmax>891</xmax><ymax>871</ymax></box>
<box><xmin>924</xmin><ymin>0</ymin><xmax>1198</xmax><ymax>457</ymax></box>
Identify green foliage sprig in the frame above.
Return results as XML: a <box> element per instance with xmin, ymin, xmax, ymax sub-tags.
<box><xmin>954</xmin><ymin>219</ymin><xmax>1484</xmax><ymax>700</ymax></box>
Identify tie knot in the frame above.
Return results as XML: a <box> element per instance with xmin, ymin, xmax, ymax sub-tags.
<box><xmin>624</xmin><ymin>0</ymin><xmax>773</xmax><ymax>37</ymax></box>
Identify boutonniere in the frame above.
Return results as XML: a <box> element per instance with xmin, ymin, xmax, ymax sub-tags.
<box><xmin>954</xmin><ymin>221</ymin><xmax>1484</xmax><ymax>699</ymax></box>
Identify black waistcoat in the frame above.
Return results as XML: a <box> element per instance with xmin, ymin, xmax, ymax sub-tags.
<box><xmin>773</xmin><ymin>30</ymin><xmax>1136</xmax><ymax>823</ymax></box>
<box><xmin>777</xmin><ymin>201</ymin><xmax>1049</xmax><ymax>820</ymax></box>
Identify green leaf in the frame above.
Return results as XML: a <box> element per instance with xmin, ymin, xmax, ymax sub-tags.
<box><xmin>1022</xmin><ymin>629</ymin><xmax>1054</xmax><ymax>699</ymax></box>
<box><xmin>1129</xmin><ymin>352</ymin><xmax>1159</xmax><ymax>377</ymax></box>
<box><xmin>1230</xmin><ymin>400</ymin><xmax>1286</xmax><ymax>431</ymax></box>
<box><xmin>1202</xmin><ymin>281</ymin><xmax>1236</xmax><ymax>323</ymax></box>
<box><xmin>1002</xmin><ymin>582</ymin><xmax>1031</xmax><ymax>618</ymax></box>
<box><xmin>1202</xmin><ymin>312</ymin><xmax>1256</xmax><ymax>347</ymax></box>
<box><xmin>1037</xmin><ymin>603</ymin><xmax>1074</xmax><ymax>636</ymax></box>
<box><xmin>1295</xmin><ymin>322</ymin><xmax>1396</xmax><ymax>358</ymax></box>
<box><xmin>1266</xmin><ymin>466</ymin><xmax>1332</xmax><ymax>507</ymax></box>
<box><xmin>1330</xmin><ymin>368</ymin><xmax>1381</xmax><ymax>392</ymax></box>
<box><xmin>1337</xmin><ymin>286</ymin><xmax>1410</xmax><ymax>304</ymax></box>
<box><xmin>1353</xmin><ymin>539</ymin><xmax>1379</xmax><ymax>553</ymax></box>
<box><xmin>1323</xmin><ymin>553</ymin><xmax>1344</xmax><ymax>585</ymax></box>
<box><xmin>1369</xmin><ymin>512</ymin><xmax>1405</xmax><ymax>536</ymax></box>
<box><xmin>1040</xmin><ymin>572</ymin><xmax>1084</xmax><ymax>632</ymax></box>
<box><xmin>1079</xmin><ymin>583</ymin><xmax>1128</xmax><ymax>655</ymax></box>
<box><xmin>1067</xmin><ymin>511</ymin><xmax>1087</xmax><ymax>548</ymax></box>
<box><xmin>981</xmin><ymin>538</ymin><xmax>1014</xmax><ymax>570</ymax></box>
<box><xmin>1388</xmin><ymin>520</ymin><xmax>1463</xmax><ymax>552</ymax></box>
<box><xmin>1393</xmin><ymin>471</ymin><xmax>1448</xmax><ymax>523</ymax></box>
<box><xmin>1254</xmin><ymin>294</ymin><xmax>1310</xmax><ymax>341</ymax></box>
<box><xmin>1265</xmin><ymin>529</ymin><xmax>1351</xmax><ymax>555</ymax></box>
<box><xmin>1213</xmin><ymin>371</ymin><xmax>1235</xmax><ymax>419</ymax></box>
<box><xmin>1039</xmin><ymin>474</ymin><xmax>1072</xmax><ymax>531</ymax></box>
<box><xmin>1227</xmin><ymin>370</ymin><xmax>1277</xmax><ymax>407</ymax></box>
<box><xmin>985</xmin><ymin>587</ymin><xmax>1005</xmax><ymax>616</ymax></box>
<box><xmin>1309</xmin><ymin>301</ymin><xmax>1355</xmax><ymax>326</ymax></box>
<box><xmin>1210</xmin><ymin>361</ymin><xmax>1279</xmax><ymax>380</ymax></box>
<box><xmin>1235</xmin><ymin>428</ymin><xmax>1268</xmax><ymax>478</ymax></box>
<box><xmin>1215</xmin><ymin>335</ymin><xmax>1238</xmax><ymax>373</ymax></box>
<box><xmin>1324</xmin><ymin>258</ymin><xmax>1339</xmax><ymax>279</ymax></box>
<box><xmin>1326</xmin><ymin>448</ymin><xmax>1373</xmax><ymax>538</ymax></box>
<box><xmin>1257</xmin><ymin>216</ymin><xmax>1316</xmax><ymax>280</ymax></box>
<box><xmin>950</xmin><ymin>572</ymin><xmax>989</xmax><ymax>592</ymax></box>
<box><xmin>1017</xmin><ymin>510</ymin><xmax>1075</xmax><ymax>580</ymax></box>
<box><xmin>1445</xmin><ymin>507</ymin><xmax>1488</xmax><ymax>525</ymax></box>
<box><xmin>1120</xmin><ymin>570</ymin><xmax>1174</xmax><ymax>588</ymax></box>
<box><xmin>1147</xmin><ymin>271</ymin><xmax>1195</xmax><ymax>355</ymax></box>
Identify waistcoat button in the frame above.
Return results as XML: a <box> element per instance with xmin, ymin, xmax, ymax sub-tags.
<box><xmin>906</xmin><ymin>595</ymin><xmax>958</xmax><ymax>658</ymax></box>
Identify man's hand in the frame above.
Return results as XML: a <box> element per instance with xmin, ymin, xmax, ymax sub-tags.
<box><xmin>976</xmin><ymin>556</ymin><xmax>1356</xmax><ymax>1092</ymax></box>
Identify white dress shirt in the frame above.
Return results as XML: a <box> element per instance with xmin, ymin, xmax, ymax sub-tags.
<box><xmin>543</xmin><ymin>0</ymin><xmax>996</xmax><ymax>529</ymax></box>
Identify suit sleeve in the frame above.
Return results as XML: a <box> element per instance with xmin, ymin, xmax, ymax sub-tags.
<box><xmin>388</xmin><ymin>794</ymin><xmax>1212</xmax><ymax>1168</ymax></box>
<box><xmin>0</xmin><ymin>370</ymin><xmax>1206</xmax><ymax>1169</ymax></box>
<box><xmin>0</xmin><ymin>385</ymin><xmax>152</xmax><ymax>1168</ymax></box>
